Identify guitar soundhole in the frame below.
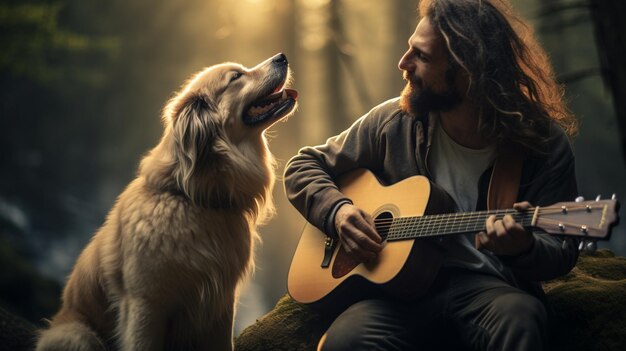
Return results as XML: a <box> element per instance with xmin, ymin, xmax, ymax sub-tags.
<box><xmin>331</xmin><ymin>211</ymin><xmax>395</xmax><ymax>279</ymax></box>
<box><xmin>375</xmin><ymin>211</ymin><xmax>393</xmax><ymax>241</ymax></box>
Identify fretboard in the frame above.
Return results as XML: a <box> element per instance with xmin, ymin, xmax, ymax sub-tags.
<box><xmin>377</xmin><ymin>209</ymin><xmax>536</xmax><ymax>241</ymax></box>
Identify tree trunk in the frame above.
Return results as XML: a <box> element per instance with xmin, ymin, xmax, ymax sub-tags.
<box><xmin>589</xmin><ymin>0</ymin><xmax>626</xmax><ymax>164</ymax></box>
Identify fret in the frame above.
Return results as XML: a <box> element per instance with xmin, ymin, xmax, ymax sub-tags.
<box><xmin>412</xmin><ymin>216</ymin><xmax>422</xmax><ymax>238</ymax></box>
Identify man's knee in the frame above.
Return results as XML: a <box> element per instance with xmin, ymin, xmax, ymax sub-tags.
<box><xmin>318</xmin><ymin>299</ymin><xmax>412</xmax><ymax>351</ymax></box>
<box><xmin>494</xmin><ymin>293</ymin><xmax>547</xmax><ymax>328</ymax></box>
<box><xmin>319</xmin><ymin>314</ymin><xmax>369</xmax><ymax>351</ymax></box>
<box><xmin>488</xmin><ymin>293</ymin><xmax>548</xmax><ymax>350</ymax></box>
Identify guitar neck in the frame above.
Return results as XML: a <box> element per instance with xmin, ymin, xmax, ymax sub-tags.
<box><xmin>382</xmin><ymin>209</ymin><xmax>536</xmax><ymax>241</ymax></box>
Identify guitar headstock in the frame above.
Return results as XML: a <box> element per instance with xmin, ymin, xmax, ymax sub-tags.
<box><xmin>533</xmin><ymin>196</ymin><xmax>620</xmax><ymax>240</ymax></box>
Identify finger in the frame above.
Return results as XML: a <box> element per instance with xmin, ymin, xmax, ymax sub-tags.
<box><xmin>485</xmin><ymin>215</ymin><xmax>496</xmax><ymax>235</ymax></box>
<box><xmin>342</xmin><ymin>220</ymin><xmax>382</xmax><ymax>253</ymax></box>
<box><xmin>336</xmin><ymin>218</ymin><xmax>355</xmax><ymax>237</ymax></box>
<box><xmin>494</xmin><ymin>219</ymin><xmax>507</xmax><ymax>238</ymax></box>
<box><xmin>353</xmin><ymin>228</ymin><xmax>384</xmax><ymax>253</ymax></box>
<box><xmin>339</xmin><ymin>233</ymin><xmax>357</xmax><ymax>255</ymax></box>
<box><xmin>502</xmin><ymin>215</ymin><xmax>518</xmax><ymax>232</ymax></box>
<box><xmin>361</xmin><ymin>210</ymin><xmax>377</xmax><ymax>230</ymax></box>
<box><xmin>341</xmin><ymin>233</ymin><xmax>377</xmax><ymax>262</ymax></box>
<box><xmin>502</xmin><ymin>214</ymin><xmax>523</xmax><ymax>234</ymax></box>
<box><xmin>354</xmin><ymin>215</ymin><xmax>383</xmax><ymax>246</ymax></box>
<box><xmin>476</xmin><ymin>231</ymin><xmax>490</xmax><ymax>250</ymax></box>
<box><xmin>360</xmin><ymin>211</ymin><xmax>381</xmax><ymax>242</ymax></box>
<box><xmin>513</xmin><ymin>201</ymin><xmax>532</xmax><ymax>211</ymax></box>
<box><xmin>502</xmin><ymin>214</ymin><xmax>515</xmax><ymax>231</ymax></box>
<box><xmin>475</xmin><ymin>232</ymin><xmax>486</xmax><ymax>249</ymax></box>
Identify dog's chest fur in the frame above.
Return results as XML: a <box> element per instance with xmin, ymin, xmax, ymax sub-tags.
<box><xmin>101</xmin><ymin>177</ymin><xmax>257</xmax><ymax>322</ymax></box>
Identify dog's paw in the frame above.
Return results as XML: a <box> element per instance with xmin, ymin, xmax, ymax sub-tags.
<box><xmin>36</xmin><ymin>322</ymin><xmax>106</xmax><ymax>351</ymax></box>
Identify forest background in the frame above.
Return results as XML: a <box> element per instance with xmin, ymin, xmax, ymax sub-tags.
<box><xmin>1</xmin><ymin>0</ymin><xmax>624</xmax><ymax>334</ymax></box>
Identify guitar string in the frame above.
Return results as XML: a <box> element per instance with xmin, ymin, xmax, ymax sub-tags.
<box><xmin>385</xmin><ymin>211</ymin><xmax>527</xmax><ymax>236</ymax></box>
<box><xmin>382</xmin><ymin>216</ymin><xmax>603</xmax><ymax>240</ymax></box>
<box><xmin>373</xmin><ymin>209</ymin><xmax>524</xmax><ymax>225</ymax></box>
<box><xmin>368</xmin><ymin>206</ymin><xmax>607</xmax><ymax>240</ymax></box>
<box><xmin>377</xmin><ymin>210</ymin><xmax>604</xmax><ymax>235</ymax></box>
<box><xmin>373</xmin><ymin>204</ymin><xmax>607</xmax><ymax>223</ymax></box>
<box><xmin>383</xmin><ymin>218</ymin><xmax>599</xmax><ymax>240</ymax></box>
<box><xmin>373</xmin><ymin>208</ymin><xmax>608</xmax><ymax>238</ymax></box>
<box><xmin>372</xmin><ymin>205</ymin><xmax>607</xmax><ymax>226</ymax></box>
<box><xmin>376</xmin><ymin>213</ymin><xmax>590</xmax><ymax>231</ymax></box>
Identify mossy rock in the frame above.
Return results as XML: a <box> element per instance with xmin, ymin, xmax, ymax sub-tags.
<box><xmin>543</xmin><ymin>250</ymin><xmax>626</xmax><ymax>351</ymax></box>
<box><xmin>235</xmin><ymin>249</ymin><xmax>626</xmax><ymax>351</ymax></box>
<box><xmin>234</xmin><ymin>294</ymin><xmax>333</xmax><ymax>351</ymax></box>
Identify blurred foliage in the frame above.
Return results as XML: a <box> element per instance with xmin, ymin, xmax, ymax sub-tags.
<box><xmin>0</xmin><ymin>0</ymin><xmax>103</xmax><ymax>323</ymax></box>
<box><xmin>0</xmin><ymin>0</ymin><xmax>117</xmax><ymax>244</ymax></box>
<box><xmin>0</xmin><ymin>0</ymin><xmax>207</xmax><ymax>245</ymax></box>
<box><xmin>0</xmin><ymin>1</ymin><xmax>118</xmax><ymax>85</ymax></box>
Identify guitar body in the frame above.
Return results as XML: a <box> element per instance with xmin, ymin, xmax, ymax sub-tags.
<box><xmin>288</xmin><ymin>169</ymin><xmax>456</xmax><ymax>306</ymax></box>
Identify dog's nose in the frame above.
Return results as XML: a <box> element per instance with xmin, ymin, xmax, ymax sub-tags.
<box><xmin>272</xmin><ymin>53</ymin><xmax>288</xmax><ymax>65</ymax></box>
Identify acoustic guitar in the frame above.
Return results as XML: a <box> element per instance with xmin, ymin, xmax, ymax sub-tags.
<box><xmin>288</xmin><ymin>168</ymin><xmax>619</xmax><ymax>305</ymax></box>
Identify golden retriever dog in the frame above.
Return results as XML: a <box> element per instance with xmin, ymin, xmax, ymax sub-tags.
<box><xmin>36</xmin><ymin>53</ymin><xmax>298</xmax><ymax>351</ymax></box>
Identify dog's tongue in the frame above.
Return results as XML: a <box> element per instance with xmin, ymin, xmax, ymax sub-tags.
<box><xmin>284</xmin><ymin>89</ymin><xmax>298</xmax><ymax>100</ymax></box>
<box><xmin>267</xmin><ymin>89</ymin><xmax>298</xmax><ymax>101</ymax></box>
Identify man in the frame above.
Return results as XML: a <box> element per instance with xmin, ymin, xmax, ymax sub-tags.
<box><xmin>284</xmin><ymin>0</ymin><xmax>579</xmax><ymax>349</ymax></box>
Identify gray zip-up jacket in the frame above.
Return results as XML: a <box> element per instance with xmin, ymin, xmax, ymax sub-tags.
<box><xmin>284</xmin><ymin>97</ymin><xmax>579</xmax><ymax>290</ymax></box>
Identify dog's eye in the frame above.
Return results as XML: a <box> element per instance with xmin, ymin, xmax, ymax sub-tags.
<box><xmin>229</xmin><ymin>72</ymin><xmax>243</xmax><ymax>83</ymax></box>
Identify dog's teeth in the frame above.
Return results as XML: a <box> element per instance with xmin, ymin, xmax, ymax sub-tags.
<box><xmin>246</xmin><ymin>90</ymin><xmax>291</xmax><ymax>120</ymax></box>
<box><xmin>248</xmin><ymin>100</ymin><xmax>278</xmax><ymax>118</ymax></box>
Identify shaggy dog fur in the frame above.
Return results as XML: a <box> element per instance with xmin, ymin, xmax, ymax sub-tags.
<box><xmin>36</xmin><ymin>53</ymin><xmax>298</xmax><ymax>351</ymax></box>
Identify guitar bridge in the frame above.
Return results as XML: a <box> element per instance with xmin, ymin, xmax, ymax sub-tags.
<box><xmin>321</xmin><ymin>236</ymin><xmax>336</xmax><ymax>268</ymax></box>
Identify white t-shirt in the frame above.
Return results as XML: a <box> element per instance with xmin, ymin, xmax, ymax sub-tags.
<box><xmin>428</xmin><ymin>119</ymin><xmax>516</xmax><ymax>283</ymax></box>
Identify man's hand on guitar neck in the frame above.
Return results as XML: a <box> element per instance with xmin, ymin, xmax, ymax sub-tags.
<box><xmin>475</xmin><ymin>201</ymin><xmax>536</xmax><ymax>256</ymax></box>
<box><xmin>334</xmin><ymin>203</ymin><xmax>384</xmax><ymax>262</ymax></box>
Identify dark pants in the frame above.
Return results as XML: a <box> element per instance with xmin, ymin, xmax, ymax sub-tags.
<box><xmin>319</xmin><ymin>268</ymin><xmax>547</xmax><ymax>351</ymax></box>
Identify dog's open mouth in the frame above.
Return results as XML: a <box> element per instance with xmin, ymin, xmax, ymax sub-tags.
<box><xmin>244</xmin><ymin>85</ymin><xmax>298</xmax><ymax>126</ymax></box>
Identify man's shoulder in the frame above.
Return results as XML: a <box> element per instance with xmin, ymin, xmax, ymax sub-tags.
<box><xmin>518</xmin><ymin>121</ymin><xmax>572</xmax><ymax>156</ymax></box>
<box><xmin>546</xmin><ymin>121</ymin><xmax>574</xmax><ymax>156</ymax></box>
<box><xmin>520</xmin><ymin>121</ymin><xmax>574</xmax><ymax>168</ymax></box>
<box><xmin>368</xmin><ymin>97</ymin><xmax>402</xmax><ymax>116</ymax></box>
<box><xmin>362</xmin><ymin>97</ymin><xmax>410</xmax><ymax>127</ymax></box>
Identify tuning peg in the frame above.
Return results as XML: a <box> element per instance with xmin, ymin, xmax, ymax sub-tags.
<box><xmin>585</xmin><ymin>240</ymin><xmax>597</xmax><ymax>253</ymax></box>
<box><xmin>578</xmin><ymin>240</ymin><xmax>598</xmax><ymax>253</ymax></box>
<box><xmin>575</xmin><ymin>196</ymin><xmax>585</xmax><ymax>203</ymax></box>
<box><xmin>596</xmin><ymin>195</ymin><xmax>601</xmax><ymax>201</ymax></box>
<box><xmin>612</xmin><ymin>194</ymin><xmax>617</xmax><ymax>200</ymax></box>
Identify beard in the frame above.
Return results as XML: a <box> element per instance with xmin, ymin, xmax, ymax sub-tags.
<box><xmin>399</xmin><ymin>71</ymin><xmax>463</xmax><ymax>119</ymax></box>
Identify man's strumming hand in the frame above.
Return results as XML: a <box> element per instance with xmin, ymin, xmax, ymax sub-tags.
<box><xmin>334</xmin><ymin>203</ymin><xmax>383</xmax><ymax>262</ymax></box>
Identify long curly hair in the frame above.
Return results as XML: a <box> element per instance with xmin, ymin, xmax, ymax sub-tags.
<box><xmin>419</xmin><ymin>0</ymin><xmax>578</xmax><ymax>152</ymax></box>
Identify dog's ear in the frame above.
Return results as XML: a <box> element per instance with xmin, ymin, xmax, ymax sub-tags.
<box><xmin>174</xmin><ymin>94</ymin><xmax>220</xmax><ymax>160</ymax></box>
<box><xmin>172</xmin><ymin>94</ymin><xmax>223</xmax><ymax>204</ymax></box>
